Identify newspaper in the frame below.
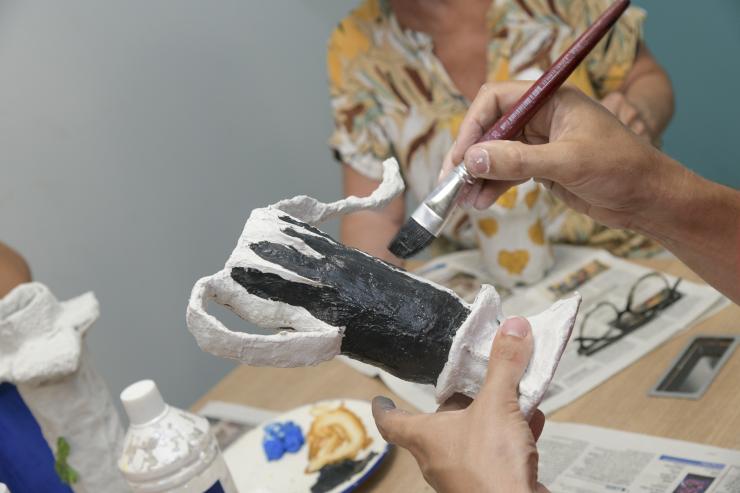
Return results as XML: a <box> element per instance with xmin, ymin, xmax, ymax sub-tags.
<box><xmin>539</xmin><ymin>422</ymin><xmax>740</xmax><ymax>493</ymax></box>
<box><xmin>411</xmin><ymin>246</ymin><xmax>725</xmax><ymax>414</ymax></box>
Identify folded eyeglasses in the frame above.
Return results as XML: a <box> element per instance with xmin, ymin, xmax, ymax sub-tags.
<box><xmin>575</xmin><ymin>272</ymin><xmax>683</xmax><ymax>357</ymax></box>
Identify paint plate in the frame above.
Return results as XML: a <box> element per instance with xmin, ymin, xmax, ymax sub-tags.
<box><xmin>223</xmin><ymin>399</ymin><xmax>390</xmax><ymax>493</ymax></box>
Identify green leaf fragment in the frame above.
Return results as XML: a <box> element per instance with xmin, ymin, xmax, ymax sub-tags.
<box><xmin>54</xmin><ymin>437</ymin><xmax>79</xmax><ymax>485</ymax></box>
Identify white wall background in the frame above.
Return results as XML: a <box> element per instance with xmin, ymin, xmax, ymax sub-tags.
<box><xmin>0</xmin><ymin>0</ymin><xmax>350</xmax><ymax>413</ymax></box>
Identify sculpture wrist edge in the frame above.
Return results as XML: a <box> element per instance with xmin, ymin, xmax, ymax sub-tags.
<box><xmin>435</xmin><ymin>287</ymin><xmax>581</xmax><ymax>418</ymax></box>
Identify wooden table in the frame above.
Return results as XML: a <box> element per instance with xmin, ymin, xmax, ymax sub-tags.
<box><xmin>193</xmin><ymin>258</ymin><xmax>740</xmax><ymax>492</ymax></box>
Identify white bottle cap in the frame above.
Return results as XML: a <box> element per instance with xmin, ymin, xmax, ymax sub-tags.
<box><xmin>121</xmin><ymin>379</ymin><xmax>167</xmax><ymax>425</ymax></box>
<box><xmin>0</xmin><ymin>482</ymin><xmax>10</xmax><ymax>493</ymax></box>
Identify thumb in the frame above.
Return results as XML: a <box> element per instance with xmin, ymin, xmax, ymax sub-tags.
<box><xmin>464</xmin><ymin>140</ymin><xmax>577</xmax><ymax>184</ymax></box>
<box><xmin>479</xmin><ymin>317</ymin><xmax>534</xmax><ymax>409</ymax></box>
<box><xmin>372</xmin><ymin>396</ymin><xmax>420</xmax><ymax>449</ymax></box>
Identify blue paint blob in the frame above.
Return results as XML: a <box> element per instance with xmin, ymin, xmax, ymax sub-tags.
<box><xmin>262</xmin><ymin>436</ymin><xmax>285</xmax><ymax>461</ymax></box>
<box><xmin>262</xmin><ymin>421</ymin><xmax>304</xmax><ymax>461</ymax></box>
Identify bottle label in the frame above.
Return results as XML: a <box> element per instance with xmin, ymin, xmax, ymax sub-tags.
<box><xmin>204</xmin><ymin>481</ymin><xmax>225</xmax><ymax>493</ymax></box>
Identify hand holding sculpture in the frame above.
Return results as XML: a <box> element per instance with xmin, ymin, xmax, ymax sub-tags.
<box><xmin>373</xmin><ymin>317</ymin><xmax>551</xmax><ymax>493</ymax></box>
<box><xmin>187</xmin><ymin>159</ymin><xmax>580</xmax><ymax>416</ymax></box>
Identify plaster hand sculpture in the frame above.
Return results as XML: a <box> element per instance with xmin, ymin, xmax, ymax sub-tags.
<box><xmin>0</xmin><ymin>282</ymin><xmax>128</xmax><ymax>493</ymax></box>
<box><xmin>187</xmin><ymin>159</ymin><xmax>581</xmax><ymax>416</ymax></box>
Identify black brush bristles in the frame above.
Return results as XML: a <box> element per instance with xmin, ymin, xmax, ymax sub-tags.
<box><xmin>388</xmin><ymin>218</ymin><xmax>436</xmax><ymax>259</ymax></box>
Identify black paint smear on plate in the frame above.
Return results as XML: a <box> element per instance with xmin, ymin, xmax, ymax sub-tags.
<box><xmin>310</xmin><ymin>452</ymin><xmax>378</xmax><ymax>493</ymax></box>
<box><xmin>230</xmin><ymin>215</ymin><xmax>470</xmax><ymax>384</ymax></box>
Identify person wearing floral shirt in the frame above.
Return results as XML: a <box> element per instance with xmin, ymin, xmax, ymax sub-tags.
<box><xmin>327</xmin><ymin>0</ymin><xmax>674</xmax><ymax>265</ymax></box>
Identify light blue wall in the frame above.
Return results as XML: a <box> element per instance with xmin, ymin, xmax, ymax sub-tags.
<box><xmin>635</xmin><ymin>0</ymin><xmax>740</xmax><ymax>187</ymax></box>
<box><xmin>0</xmin><ymin>0</ymin><xmax>350</xmax><ymax>415</ymax></box>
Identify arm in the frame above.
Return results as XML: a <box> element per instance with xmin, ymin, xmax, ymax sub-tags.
<box><xmin>637</xmin><ymin>164</ymin><xmax>740</xmax><ymax>303</ymax></box>
<box><xmin>446</xmin><ymin>82</ymin><xmax>740</xmax><ymax>304</ymax></box>
<box><xmin>601</xmin><ymin>43</ymin><xmax>674</xmax><ymax>143</ymax></box>
<box><xmin>341</xmin><ymin>164</ymin><xmax>406</xmax><ymax>266</ymax></box>
<box><xmin>620</xmin><ymin>43</ymin><xmax>675</xmax><ymax>138</ymax></box>
<box><xmin>0</xmin><ymin>242</ymin><xmax>32</xmax><ymax>297</ymax></box>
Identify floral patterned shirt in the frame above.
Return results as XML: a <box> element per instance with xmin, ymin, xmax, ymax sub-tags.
<box><xmin>328</xmin><ymin>0</ymin><xmax>658</xmax><ymax>257</ymax></box>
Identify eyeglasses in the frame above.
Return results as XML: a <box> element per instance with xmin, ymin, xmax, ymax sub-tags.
<box><xmin>575</xmin><ymin>272</ymin><xmax>683</xmax><ymax>357</ymax></box>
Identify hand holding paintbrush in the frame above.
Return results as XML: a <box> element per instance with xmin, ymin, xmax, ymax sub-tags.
<box><xmin>388</xmin><ymin>0</ymin><xmax>632</xmax><ymax>259</ymax></box>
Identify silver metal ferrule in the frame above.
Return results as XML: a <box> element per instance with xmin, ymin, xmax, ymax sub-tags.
<box><xmin>410</xmin><ymin>164</ymin><xmax>476</xmax><ymax>236</ymax></box>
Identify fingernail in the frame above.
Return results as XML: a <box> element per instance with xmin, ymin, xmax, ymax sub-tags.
<box><xmin>501</xmin><ymin>317</ymin><xmax>530</xmax><ymax>339</ymax></box>
<box><xmin>460</xmin><ymin>193</ymin><xmax>474</xmax><ymax>210</ymax></box>
<box><xmin>473</xmin><ymin>193</ymin><xmax>491</xmax><ymax>210</ymax></box>
<box><xmin>373</xmin><ymin>396</ymin><xmax>396</xmax><ymax>410</ymax></box>
<box><xmin>456</xmin><ymin>183</ymin><xmax>471</xmax><ymax>208</ymax></box>
<box><xmin>461</xmin><ymin>195</ymin><xmax>477</xmax><ymax>211</ymax></box>
<box><xmin>462</xmin><ymin>180</ymin><xmax>483</xmax><ymax>210</ymax></box>
<box><xmin>466</xmin><ymin>147</ymin><xmax>490</xmax><ymax>175</ymax></box>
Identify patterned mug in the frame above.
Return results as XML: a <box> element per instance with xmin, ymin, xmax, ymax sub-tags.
<box><xmin>470</xmin><ymin>180</ymin><xmax>554</xmax><ymax>288</ymax></box>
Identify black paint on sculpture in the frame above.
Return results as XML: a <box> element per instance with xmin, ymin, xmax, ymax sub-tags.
<box><xmin>230</xmin><ymin>215</ymin><xmax>471</xmax><ymax>384</ymax></box>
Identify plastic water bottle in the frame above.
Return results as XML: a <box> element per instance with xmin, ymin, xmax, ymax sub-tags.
<box><xmin>118</xmin><ymin>380</ymin><xmax>237</xmax><ymax>493</ymax></box>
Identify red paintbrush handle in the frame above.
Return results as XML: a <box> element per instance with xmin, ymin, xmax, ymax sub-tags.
<box><xmin>479</xmin><ymin>0</ymin><xmax>630</xmax><ymax>143</ymax></box>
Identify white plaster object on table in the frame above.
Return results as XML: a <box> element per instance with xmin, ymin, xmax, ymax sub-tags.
<box><xmin>187</xmin><ymin>158</ymin><xmax>580</xmax><ymax>417</ymax></box>
<box><xmin>0</xmin><ymin>282</ymin><xmax>128</xmax><ymax>493</ymax></box>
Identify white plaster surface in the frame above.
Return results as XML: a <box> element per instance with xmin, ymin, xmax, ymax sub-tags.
<box><xmin>0</xmin><ymin>283</ymin><xmax>97</xmax><ymax>384</ymax></box>
<box><xmin>0</xmin><ymin>282</ymin><xmax>127</xmax><ymax>493</ymax></box>
<box><xmin>187</xmin><ymin>158</ymin><xmax>580</xmax><ymax>414</ymax></box>
<box><xmin>436</xmin><ymin>287</ymin><xmax>581</xmax><ymax>417</ymax></box>
<box><xmin>273</xmin><ymin>159</ymin><xmax>405</xmax><ymax>226</ymax></box>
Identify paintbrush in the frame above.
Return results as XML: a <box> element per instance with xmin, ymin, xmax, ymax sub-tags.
<box><xmin>388</xmin><ymin>0</ymin><xmax>631</xmax><ymax>259</ymax></box>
